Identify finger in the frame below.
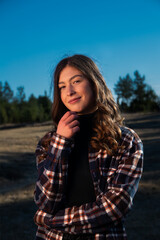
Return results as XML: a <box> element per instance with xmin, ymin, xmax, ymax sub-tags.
<box><xmin>68</xmin><ymin>120</ymin><xmax>80</xmax><ymax>128</ymax></box>
<box><xmin>65</xmin><ymin>113</ymin><xmax>79</xmax><ymax>125</ymax></box>
<box><xmin>60</xmin><ymin>111</ymin><xmax>71</xmax><ymax>122</ymax></box>
<box><xmin>72</xmin><ymin>126</ymin><xmax>80</xmax><ymax>134</ymax></box>
<box><xmin>61</xmin><ymin>111</ymin><xmax>77</xmax><ymax>122</ymax></box>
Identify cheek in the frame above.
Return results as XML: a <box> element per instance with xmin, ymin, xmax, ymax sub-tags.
<box><xmin>60</xmin><ymin>92</ymin><xmax>65</xmax><ymax>104</ymax></box>
<box><xmin>85</xmin><ymin>86</ymin><xmax>94</xmax><ymax>101</ymax></box>
<box><xmin>88</xmin><ymin>92</ymin><xmax>94</xmax><ymax>104</ymax></box>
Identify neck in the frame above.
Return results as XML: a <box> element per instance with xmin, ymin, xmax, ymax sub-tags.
<box><xmin>77</xmin><ymin>106</ymin><xmax>98</xmax><ymax>116</ymax></box>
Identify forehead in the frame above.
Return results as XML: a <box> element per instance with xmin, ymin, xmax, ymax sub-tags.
<box><xmin>59</xmin><ymin>65</ymin><xmax>83</xmax><ymax>83</ymax></box>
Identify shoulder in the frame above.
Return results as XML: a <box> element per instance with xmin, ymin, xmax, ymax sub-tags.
<box><xmin>38</xmin><ymin>130</ymin><xmax>55</xmax><ymax>145</ymax></box>
<box><xmin>35</xmin><ymin>131</ymin><xmax>55</xmax><ymax>161</ymax></box>
<box><xmin>36</xmin><ymin>131</ymin><xmax>55</xmax><ymax>153</ymax></box>
<box><xmin>120</xmin><ymin>126</ymin><xmax>143</xmax><ymax>151</ymax></box>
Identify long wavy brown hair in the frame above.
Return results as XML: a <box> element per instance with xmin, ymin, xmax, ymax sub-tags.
<box><xmin>42</xmin><ymin>54</ymin><xmax>124</xmax><ymax>155</ymax></box>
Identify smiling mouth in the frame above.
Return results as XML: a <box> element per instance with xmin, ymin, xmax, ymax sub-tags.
<box><xmin>68</xmin><ymin>97</ymin><xmax>81</xmax><ymax>104</ymax></box>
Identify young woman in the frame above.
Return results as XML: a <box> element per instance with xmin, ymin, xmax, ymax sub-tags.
<box><xmin>34</xmin><ymin>54</ymin><xmax>143</xmax><ymax>240</ymax></box>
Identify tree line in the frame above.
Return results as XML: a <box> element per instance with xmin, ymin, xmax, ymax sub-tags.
<box><xmin>0</xmin><ymin>70</ymin><xmax>159</xmax><ymax>124</ymax></box>
<box><xmin>114</xmin><ymin>70</ymin><xmax>159</xmax><ymax>112</ymax></box>
<box><xmin>0</xmin><ymin>81</ymin><xmax>52</xmax><ymax>124</ymax></box>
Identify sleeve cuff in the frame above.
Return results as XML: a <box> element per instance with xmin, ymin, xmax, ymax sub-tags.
<box><xmin>50</xmin><ymin>132</ymin><xmax>74</xmax><ymax>150</ymax></box>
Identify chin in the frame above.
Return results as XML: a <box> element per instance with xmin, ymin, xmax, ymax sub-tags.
<box><xmin>68</xmin><ymin>107</ymin><xmax>84</xmax><ymax>113</ymax></box>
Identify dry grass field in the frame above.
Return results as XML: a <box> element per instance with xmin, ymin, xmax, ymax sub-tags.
<box><xmin>0</xmin><ymin>112</ymin><xmax>160</xmax><ymax>240</ymax></box>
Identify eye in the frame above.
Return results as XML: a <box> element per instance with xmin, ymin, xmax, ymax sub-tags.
<box><xmin>59</xmin><ymin>86</ymin><xmax>65</xmax><ymax>90</ymax></box>
<box><xmin>73</xmin><ymin>80</ymin><xmax>81</xmax><ymax>84</ymax></box>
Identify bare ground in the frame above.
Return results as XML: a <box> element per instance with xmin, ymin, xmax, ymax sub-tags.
<box><xmin>0</xmin><ymin>112</ymin><xmax>160</xmax><ymax>240</ymax></box>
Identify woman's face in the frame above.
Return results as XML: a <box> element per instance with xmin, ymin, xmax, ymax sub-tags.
<box><xmin>58</xmin><ymin>65</ymin><xmax>96</xmax><ymax>115</ymax></box>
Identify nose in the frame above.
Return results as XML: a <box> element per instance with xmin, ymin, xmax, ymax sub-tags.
<box><xmin>66</xmin><ymin>84</ymin><xmax>75</xmax><ymax>96</ymax></box>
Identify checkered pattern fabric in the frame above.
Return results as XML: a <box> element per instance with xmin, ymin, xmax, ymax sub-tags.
<box><xmin>34</xmin><ymin>127</ymin><xmax>143</xmax><ymax>240</ymax></box>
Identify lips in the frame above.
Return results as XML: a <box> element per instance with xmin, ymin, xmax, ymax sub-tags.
<box><xmin>68</xmin><ymin>97</ymin><xmax>81</xmax><ymax>104</ymax></box>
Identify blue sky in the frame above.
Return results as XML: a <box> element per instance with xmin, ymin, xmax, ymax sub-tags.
<box><xmin>0</xmin><ymin>0</ymin><xmax>160</xmax><ymax>101</ymax></box>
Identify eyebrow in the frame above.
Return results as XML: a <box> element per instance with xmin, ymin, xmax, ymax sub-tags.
<box><xmin>58</xmin><ymin>74</ymin><xmax>84</xmax><ymax>85</ymax></box>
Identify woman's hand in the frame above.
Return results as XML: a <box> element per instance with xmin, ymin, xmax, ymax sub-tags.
<box><xmin>56</xmin><ymin>111</ymin><xmax>80</xmax><ymax>139</ymax></box>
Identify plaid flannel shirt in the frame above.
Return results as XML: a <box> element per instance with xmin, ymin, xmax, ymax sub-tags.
<box><xmin>34</xmin><ymin>126</ymin><xmax>143</xmax><ymax>240</ymax></box>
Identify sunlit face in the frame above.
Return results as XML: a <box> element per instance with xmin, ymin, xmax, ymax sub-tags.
<box><xmin>58</xmin><ymin>65</ymin><xmax>96</xmax><ymax>115</ymax></box>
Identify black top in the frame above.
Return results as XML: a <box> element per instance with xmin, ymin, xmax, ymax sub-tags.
<box><xmin>65</xmin><ymin>112</ymin><xmax>96</xmax><ymax>207</ymax></box>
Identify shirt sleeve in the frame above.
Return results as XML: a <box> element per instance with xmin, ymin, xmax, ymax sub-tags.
<box><xmin>34</xmin><ymin>131</ymin><xmax>74</xmax><ymax>216</ymax></box>
<box><xmin>35</xmin><ymin>128</ymin><xmax>143</xmax><ymax>234</ymax></box>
